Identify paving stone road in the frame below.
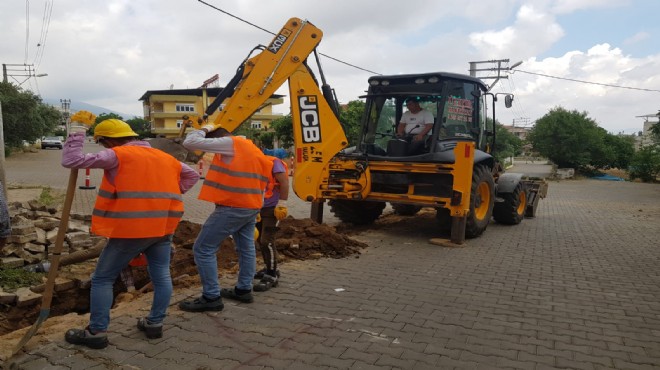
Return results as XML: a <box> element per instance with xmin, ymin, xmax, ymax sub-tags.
<box><xmin>2</xmin><ymin>145</ymin><xmax>660</xmax><ymax>369</ymax></box>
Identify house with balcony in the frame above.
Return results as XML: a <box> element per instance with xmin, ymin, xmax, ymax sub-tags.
<box><xmin>139</xmin><ymin>87</ymin><xmax>284</xmax><ymax>138</ymax></box>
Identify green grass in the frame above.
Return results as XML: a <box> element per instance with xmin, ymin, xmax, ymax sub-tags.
<box><xmin>38</xmin><ymin>186</ymin><xmax>64</xmax><ymax>206</ymax></box>
<box><xmin>0</xmin><ymin>268</ymin><xmax>44</xmax><ymax>292</ymax></box>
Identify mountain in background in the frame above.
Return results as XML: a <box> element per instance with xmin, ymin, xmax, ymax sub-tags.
<box><xmin>42</xmin><ymin>98</ymin><xmax>140</xmax><ymax>119</ymax></box>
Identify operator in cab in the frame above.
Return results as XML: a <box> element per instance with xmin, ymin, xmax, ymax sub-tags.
<box><xmin>396</xmin><ymin>98</ymin><xmax>434</xmax><ymax>155</ymax></box>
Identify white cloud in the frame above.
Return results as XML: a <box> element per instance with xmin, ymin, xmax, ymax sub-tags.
<box><xmin>1</xmin><ymin>0</ymin><xmax>656</xmax><ymax>134</ymax></box>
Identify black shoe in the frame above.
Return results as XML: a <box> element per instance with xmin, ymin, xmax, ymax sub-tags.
<box><xmin>253</xmin><ymin>274</ymin><xmax>279</xmax><ymax>292</ymax></box>
<box><xmin>137</xmin><ymin>317</ymin><xmax>163</xmax><ymax>339</ymax></box>
<box><xmin>220</xmin><ymin>288</ymin><xmax>254</xmax><ymax>303</ymax></box>
<box><xmin>178</xmin><ymin>295</ymin><xmax>224</xmax><ymax>312</ymax></box>
<box><xmin>64</xmin><ymin>327</ymin><xmax>108</xmax><ymax>349</ymax></box>
<box><xmin>254</xmin><ymin>268</ymin><xmax>267</xmax><ymax>280</ymax></box>
<box><xmin>254</xmin><ymin>268</ymin><xmax>281</xmax><ymax>280</ymax></box>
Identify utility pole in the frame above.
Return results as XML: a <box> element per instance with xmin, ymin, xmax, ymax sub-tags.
<box><xmin>60</xmin><ymin>99</ymin><xmax>71</xmax><ymax>137</ymax></box>
<box><xmin>0</xmin><ymin>102</ymin><xmax>7</xmax><ymax>200</ymax></box>
<box><xmin>512</xmin><ymin>117</ymin><xmax>530</xmax><ymax>127</ymax></box>
<box><xmin>2</xmin><ymin>63</ymin><xmax>47</xmax><ymax>86</ymax></box>
<box><xmin>469</xmin><ymin>59</ymin><xmax>522</xmax><ymax>90</ymax></box>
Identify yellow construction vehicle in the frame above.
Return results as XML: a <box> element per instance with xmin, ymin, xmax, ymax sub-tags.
<box><xmin>192</xmin><ymin>17</ymin><xmax>547</xmax><ymax>244</ymax></box>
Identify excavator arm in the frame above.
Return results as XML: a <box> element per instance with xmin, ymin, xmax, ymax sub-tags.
<box><xmin>204</xmin><ymin>17</ymin><xmax>348</xmax><ymax>201</ymax></box>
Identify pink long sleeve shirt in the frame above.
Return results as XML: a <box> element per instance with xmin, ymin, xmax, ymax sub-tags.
<box><xmin>61</xmin><ymin>132</ymin><xmax>199</xmax><ymax>193</ymax></box>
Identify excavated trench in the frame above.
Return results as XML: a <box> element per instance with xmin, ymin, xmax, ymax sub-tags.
<box><xmin>0</xmin><ymin>218</ymin><xmax>369</xmax><ymax>337</ymax></box>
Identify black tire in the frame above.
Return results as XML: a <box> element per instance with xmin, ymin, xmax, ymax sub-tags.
<box><xmin>435</xmin><ymin>207</ymin><xmax>452</xmax><ymax>234</ymax></box>
<box><xmin>493</xmin><ymin>181</ymin><xmax>527</xmax><ymax>225</ymax></box>
<box><xmin>391</xmin><ymin>203</ymin><xmax>422</xmax><ymax>216</ymax></box>
<box><xmin>329</xmin><ymin>199</ymin><xmax>385</xmax><ymax>225</ymax></box>
<box><xmin>465</xmin><ymin>165</ymin><xmax>495</xmax><ymax>239</ymax></box>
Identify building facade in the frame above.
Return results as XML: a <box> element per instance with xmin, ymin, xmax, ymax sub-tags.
<box><xmin>139</xmin><ymin>87</ymin><xmax>284</xmax><ymax>137</ymax></box>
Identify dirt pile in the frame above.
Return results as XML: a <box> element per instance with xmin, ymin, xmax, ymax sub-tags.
<box><xmin>0</xmin><ymin>217</ymin><xmax>368</xmax><ymax>338</ymax></box>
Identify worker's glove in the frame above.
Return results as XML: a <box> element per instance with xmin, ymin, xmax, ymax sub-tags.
<box><xmin>253</xmin><ymin>227</ymin><xmax>260</xmax><ymax>241</ymax></box>
<box><xmin>274</xmin><ymin>199</ymin><xmax>288</xmax><ymax>221</ymax></box>
<box><xmin>256</xmin><ymin>213</ymin><xmax>261</xmax><ymax>223</ymax></box>
<box><xmin>201</xmin><ymin>124</ymin><xmax>216</xmax><ymax>133</ymax></box>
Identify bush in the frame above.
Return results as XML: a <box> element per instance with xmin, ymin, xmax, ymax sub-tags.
<box><xmin>629</xmin><ymin>146</ymin><xmax>660</xmax><ymax>182</ymax></box>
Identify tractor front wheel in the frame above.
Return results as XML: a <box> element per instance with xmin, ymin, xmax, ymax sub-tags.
<box><xmin>465</xmin><ymin>165</ymin><xmax>495</xmax><ymax>238</ymax></box>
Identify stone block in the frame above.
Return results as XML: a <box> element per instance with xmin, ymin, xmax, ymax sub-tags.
<box><xmin>0</xmin><ymin>257</ymin><xmax>25</xmax><ymax>269</ymax></box>
<box><xmin>46</xmin><ymin>228</ymin><xmax>59</xmax><ymax>243</ymax></box>
<box><xmin>35</xmin><ymin>228</ymin><xmax>47</xmax><ymax>244</ymax></box>
<box><xmin>66</xmin><ymin>231</ymin><xmax>90</xmax><ymax>243</ymax></box>
<box><xmin>9</xmin><ymin>232</ymin><xmax>38</xmax><ymax>244</ymax></box>
<box><xmin>0</xmin><ymin>291</ymin><xmax>17</xmax><ymax>305</ymax></box>
<box><xmin>34</xmin><ymin>217</ymin><xmax>60</xmax><ymax>231</ymax></box>
<box><xmin>24</xmin><ymin>243</ymin><xmax>46</xmax><ymax>254</ymax></box>
<box><xmin>10</xmin><ymin>223</ymin><xmax>36</xmax><ymax>236</ymax></box>
<box><xmin>15</xmin><ymin>287</ymin><xmax>42</xmax><ymax>307</ymax></box>
<box><xmin>68</xmin><ymin>221</ymin><xmax>90</xmax><ymax>233</ymax></box>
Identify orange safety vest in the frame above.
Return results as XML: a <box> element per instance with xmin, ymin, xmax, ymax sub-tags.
<box><xmin>198</xmin><ymin>137</ymin><xmax>273</xmax><ymax>209</ymax></box>
<box><xmin>92</xmin><ymin>146</ymin><xmax>184</xmax><ymax>238</ymax></box>
<box><xmin>264</xmin><ymin>156</ymin><xmax>289</xmax><ymax>200</ymax></box>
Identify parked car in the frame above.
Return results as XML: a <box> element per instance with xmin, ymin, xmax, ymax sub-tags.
<box><xmin>40</xmin><ymin>136</ymin><xmax>63</xmax><ymax>150</ymax></box>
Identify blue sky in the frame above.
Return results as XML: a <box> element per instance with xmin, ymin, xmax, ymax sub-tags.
<box><xmin>1</xmin><ymin>0</ymin><xmax>658</xmax><ymax>134</ymax></box>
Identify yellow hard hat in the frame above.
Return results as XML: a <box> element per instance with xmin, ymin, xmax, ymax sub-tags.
<box><xmin>94</xmin><ymin>119</ymin><xmax>138</xmax><ymax>140</ymax></box>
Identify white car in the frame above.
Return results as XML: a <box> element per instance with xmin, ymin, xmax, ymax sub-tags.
<box><xmin>41</xmin><ymin>136</ymin><xmax>64</xmax><ymax>150</ymax></box>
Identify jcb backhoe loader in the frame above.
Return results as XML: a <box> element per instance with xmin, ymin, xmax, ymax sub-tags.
<box><xmin>190</xmin><ymin>17</ymin><xmax>547</xmax><ymax>244</ymax></box>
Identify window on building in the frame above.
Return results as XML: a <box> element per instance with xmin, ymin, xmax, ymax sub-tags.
<box><xmin>176</xmin><ymin>120</ymin><xmax>184</xmax><ymax>128</ymax></box>
<box><xmin>251</xmin><ymin>120</ymin><xmax>262</xmax><ymax>129</ymax></box>
<box><xmin>175</xmin><ymin>104</ymin><xmax>195</xmax><ymax>112</ymax></box>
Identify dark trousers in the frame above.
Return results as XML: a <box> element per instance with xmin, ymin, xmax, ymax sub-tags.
<box><xmin>256</xmin><ymin>206</ymin><xmax>278</xmax><ymax>273</ymax></box>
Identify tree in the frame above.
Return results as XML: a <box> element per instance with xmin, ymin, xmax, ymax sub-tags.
<box><xmin>270</xmin><ymin>114</ymin><xmax>294</xmax><ymax>149</ymax></box>
<box><xmin>603</xmin><ymin>133</ymin><xmax>635</xmax><ymax>169</ymax></box>
<box><xmin>494</xmin><ymin>122</ymin><xmax>523</xmax><ymax>164</ymax></box>
<box><xmin>339</xmin><ymin>100</ymin><xmax>365</xmax><ymax>146</ymax></box>
<box><xmin>527</xmin><ymin>106</ymin><xmax>609</xmax><ymax>169</ymax></box>
<box><xmin>0</xmin><ymin>82</ymin><xmax>61</xmax><ymax>151</ymax></box>
<box><xmin>126</xmin><ymin>117</ymin><xmax>152</xmax><ymax>138</ymax></box>
<box><xmin>629</xmin><ymin>145</ymin><xmax>660</xmax><ymax>182</ymax></box>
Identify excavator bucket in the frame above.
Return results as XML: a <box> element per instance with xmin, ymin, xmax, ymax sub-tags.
<box><xmin>146</xmin><ymin>115</ymin><xmax>204</xmax><ymax>163</ymax></box>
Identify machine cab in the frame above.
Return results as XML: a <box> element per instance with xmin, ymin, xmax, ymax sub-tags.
<box><xmin>357</xmin><ymin>72</ymin><xmax>493</xmax><ymax>159</ymax></box>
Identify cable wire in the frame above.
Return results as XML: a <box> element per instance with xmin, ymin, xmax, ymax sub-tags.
<box><xmin>513</xmin><ymin>69</ymin><xmax>660</xmax><ymax>93</ymax></box>
<box><xmin>197</xmin><ymin>0</ymin><xmax>381</xmax><ymax>75</ymax></box>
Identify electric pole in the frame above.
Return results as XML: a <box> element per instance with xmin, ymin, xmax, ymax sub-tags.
<box><xmin>469</xmin><ymin>59</ymin><xmax>522</xmax><ymax>90</ymax></box>
<box><xmin>60</xmin><ymin>99</ymin><xmax>71</xmax><ymax>137</ymax></box>
<box><xmin>2</xmin><ymin>63</ymin><xmax>47</xmax><ymax>86</ymax></box>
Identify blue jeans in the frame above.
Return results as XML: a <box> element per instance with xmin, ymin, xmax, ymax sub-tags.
<box><xmin>89</xmin><ymin>235</ymin><xmax>173</xmax><ymax>332</ymax></box>
<box><xmin>194</xmin><ymin>205</ymin><xmax>259</xmax><ymax>299</ymax></box>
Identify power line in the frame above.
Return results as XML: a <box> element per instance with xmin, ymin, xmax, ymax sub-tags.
<box><xmin>197</xmin><ymin>0</ymin><xmax>381</xmax><ymax>75</ymax></box>
<box><xmin>513</xmin><ymin>69</ymin><xmax>660</xmax><ymax>93</ymax></box>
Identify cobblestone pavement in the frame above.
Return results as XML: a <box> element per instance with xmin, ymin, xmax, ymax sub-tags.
<box><xmin>3</xmin><ymin>147</ymin><xmax>660</xmax><ymax>369</ymax></box>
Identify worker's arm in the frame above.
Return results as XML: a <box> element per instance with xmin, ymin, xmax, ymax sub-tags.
<box><xmin>182</xmin><ymin>129</ymin><xmax>234</xmax><ymax>155</ymax></box>
<box><xmin>61</xmin><ymin>132</ymin><xmax>118</xmax><ymax>170</ymax></box>
<box><xmin>178</xmin><ymin>162</ymin><xmax>200</xmax><ymax>194</ymax></box>
<box><xmin>415</xmin><ymin>123</ymin><xmax>433</xmax><ymax>141</ymax></box>
<box><xmin>274</xmin><ymin>171</ymin><xmax>289</xmax><ymax>201</ymax></box>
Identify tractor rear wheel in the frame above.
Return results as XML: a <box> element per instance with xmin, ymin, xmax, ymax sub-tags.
<box><xmin>391</xmin><ymin>203</ymin><xmax>423</xmax><ymax>216</ymax></box>
<box><xmin>465</xmin><ymin>165</ymin><xmax>495</xmax><ymax>238</ymax></box>
<box><xmin>493</xmin><ymin>181</ymin><xmax>527</xmax><ymax>225</ymax></box>
<box><xmin>329</xmin><ymin>199</ymin><xmax>385</xmax><ymax>225</ymax></box>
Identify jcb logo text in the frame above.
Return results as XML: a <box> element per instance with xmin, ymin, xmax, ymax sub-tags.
<box><xmin>299</xmin><ymin>96</ymin><xmax>321</xmax><ymax>143</ymax></box>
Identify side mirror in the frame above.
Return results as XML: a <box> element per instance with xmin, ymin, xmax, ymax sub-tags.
<box><xmin>504</xmin><ymin>95</ymin><xmax>514</xmax><ymax>108</ymax></box>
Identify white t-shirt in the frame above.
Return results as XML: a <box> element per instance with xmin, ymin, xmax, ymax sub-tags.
<box><xmin>400</xmin><ymin>109</ymin><xmax>434</xmax><ymax>135</ymax></box>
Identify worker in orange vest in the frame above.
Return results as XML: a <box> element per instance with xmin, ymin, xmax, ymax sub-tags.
<box><xmin>179</xmin><ymin>124</ymin><xmax>273</xmax><ymax>311</ymax></box>
<box><xmin>62</xmin><ymin>119</ymin><xmax>199</xmax><ymax>349</ymax></box>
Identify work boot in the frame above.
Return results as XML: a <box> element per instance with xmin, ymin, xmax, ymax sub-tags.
<box><xmin>253</xmin><ymin>274</ymin><xmax>278</xmax><ymax>292</ymax></box>
<box><xmin>137</xmin><ymin>317</ymin><xmax>163</xmax><ymax>339</ymax></box>
<box><xmin>178</xmin><ymin>295</ymin><xmax>224</xmax><ymax>312</ymax></box>
<box><xmin>254</xmin><ymin>268</ymin><xmax>281</xmax><ymax>280</ymax></box>
<box><xmin>220</xmin><ymin>287</ymin><xmax>254</xmax><ymax>303</ymax></box>
<box><xmin>64</xmin><ymin>326</ymin><xmax>108</xmax><ymax>349</ymax></box>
